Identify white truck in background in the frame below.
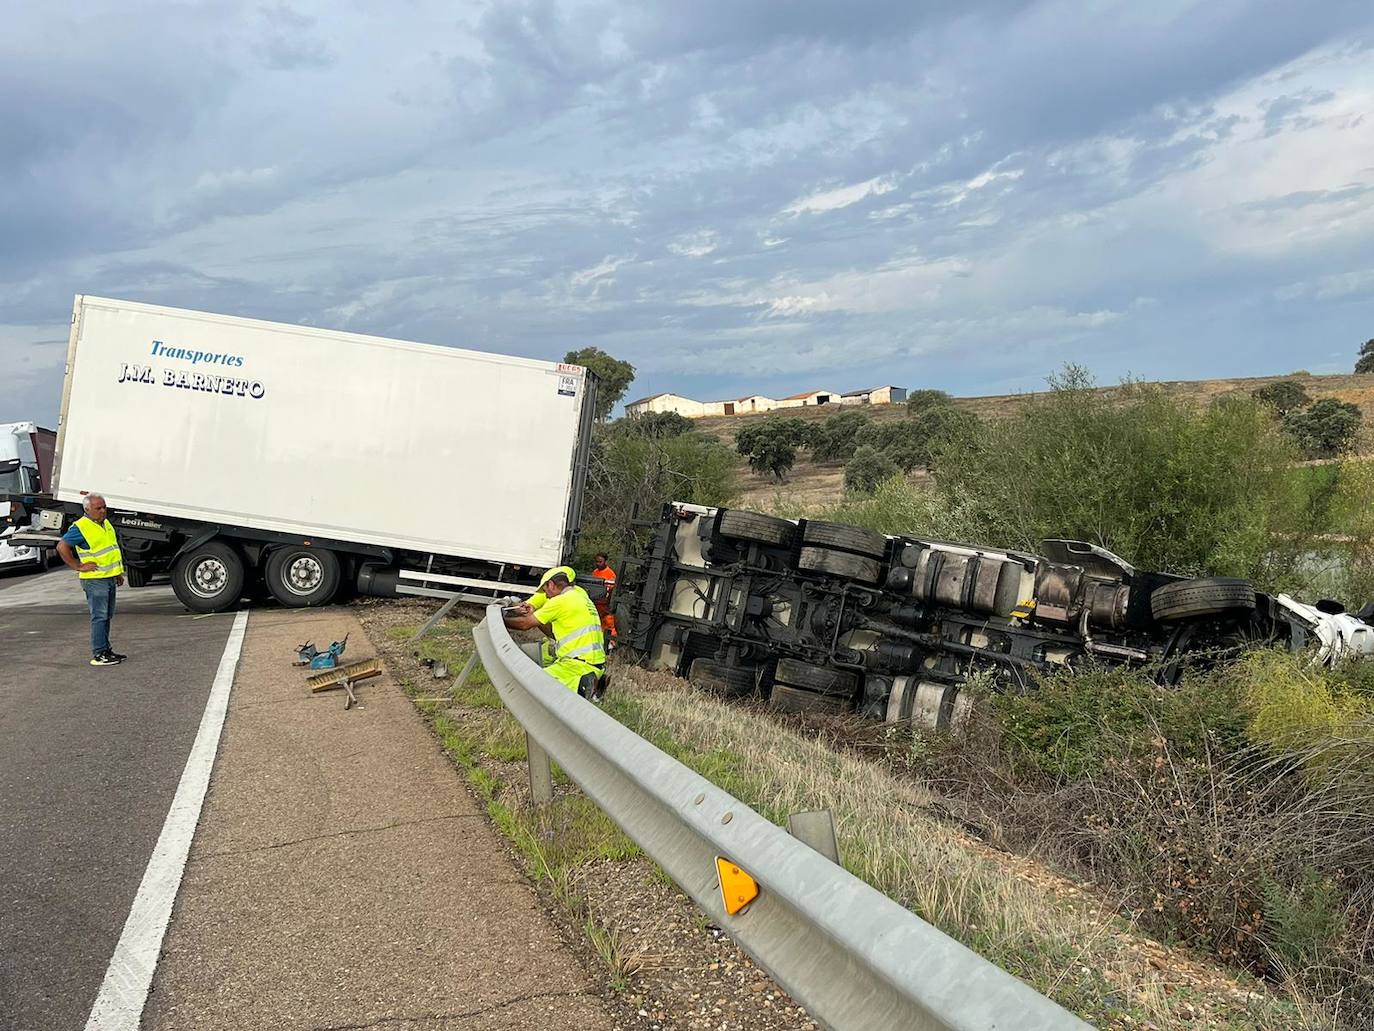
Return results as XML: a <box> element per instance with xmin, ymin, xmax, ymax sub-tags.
<box><xmin>0</xmin><ymin>422</ymin><xmax>57</xmax><ymax>572</ymax></box>
<box><xmin>3</xmin><ymin>296</ymin><xmax>598</xmax><ymax>611</ymax></box>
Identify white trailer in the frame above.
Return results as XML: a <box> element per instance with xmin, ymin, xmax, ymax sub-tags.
<box><xmin>9</xmin><ymin>296</ymin><xmax>598</xmax><ymax>611</ymax></box>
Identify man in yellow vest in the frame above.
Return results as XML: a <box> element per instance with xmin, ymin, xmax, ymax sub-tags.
<box><xmin>503</xmin><ymin>566</ymin><xmax>607</xmax><ymax>699</ymax></box>
<box><xmin>56</xmin><ymin>494</ymin><xmax>127</xmax><ymax>667</ymax></box>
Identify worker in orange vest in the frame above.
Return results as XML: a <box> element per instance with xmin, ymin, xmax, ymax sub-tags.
<box><xmin>591</xmin><ymin>553</ymin><xmax>617</xmax><ymax>646</ymax></box>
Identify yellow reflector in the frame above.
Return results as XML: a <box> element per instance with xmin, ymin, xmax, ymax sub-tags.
<box><xmin>716</xmin><ymin>856</ymin><xmax>759</xmax><ymax>915</ymax></box>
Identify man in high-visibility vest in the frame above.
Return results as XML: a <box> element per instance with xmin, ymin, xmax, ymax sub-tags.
<box><xmin>590</xmin><ymin>553</ymin><xmax>617</xmax><ymax>646</ymax></box>
<box><xmin>56</xmin><ymin>494</ymin><xmax>127</xmax><ymax>667</ymax></box>
<box><xmin>504</xmin><ymin>566</ymin><xmax>607</xmax><ymax>698</ymax></box>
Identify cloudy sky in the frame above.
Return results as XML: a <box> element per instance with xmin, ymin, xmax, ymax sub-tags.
<box><xmin>4</xmin><ymin>1</ymin><xmax>1373</xmax><ymax>422</ymax></box>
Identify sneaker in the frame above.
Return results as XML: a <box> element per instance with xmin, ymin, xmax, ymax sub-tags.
<box><xmin>103</xmin><ymin>648</ymin><xmax>128</xmax><ymax>662</ymax></box>
<box><xmin>91</xmin><ymin>653</ymin><xmax>122</xmax><ymax>666</ymax></box>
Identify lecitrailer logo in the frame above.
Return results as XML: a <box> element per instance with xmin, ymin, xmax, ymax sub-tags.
<box><xmin>116</xmin><ymin>339</ymin><xmax>266</xmax><ymax>399</ymax></box>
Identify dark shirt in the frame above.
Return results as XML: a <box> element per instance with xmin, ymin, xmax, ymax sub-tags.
<box><xmin>61</xmin><ymin>524</ymin><xmax>90</xmax><ymax>550</ymax></box>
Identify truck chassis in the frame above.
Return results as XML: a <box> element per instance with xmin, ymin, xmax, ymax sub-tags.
<box><xmin>615</xmin><ymin>504</ymin><xmax>1374</xmax><ymax>726</ymax></box>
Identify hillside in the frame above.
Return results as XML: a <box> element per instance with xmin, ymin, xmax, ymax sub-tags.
<box><xmin>691</xmin><ymin>372</ymin><xmax>1374</xmax><ymax>508</ymax></box>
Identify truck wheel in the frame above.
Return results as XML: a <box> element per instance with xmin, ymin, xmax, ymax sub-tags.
<box><xmin>1150</xmin><ymin>578</ymin><xmax>1256</xmax><ymax>622</ymax></box>
<box><xmin>266</xmin><ymin>547</ymin><xmax>341</xmax><ymax>607</ymax></box>
<box><xmin>717</xmin><ymin>510</ymin><xmax>795</xmax><ymax>547</ymax></box>
<box><xmin>171</xmin><ymin>542</ymin><xmax>245</xmax><ymax>614</ymax></box>
<box><xmin>774</xmin><ymin>657</ymin><xmax>858</xmax><ymax>697</ymax></box>
<box><xmin>800</xmin><ymin>520</ymin><xmax>886</xmax><ymax>559</ymax></box>
<box><xmin>769</xmin><ymin>684</ymin><xmax>852</xmax><ymax>715</ymax></box>
<box><xmin>688</xmin><ymin>659</ymin><xmax>758</xmax><ymax>698</ymax></box>
<box><xmin>797</xmin><ymin>546</ymin><xmax>881</xmax><ymax>585</ymax></box>
<box><xmin>125</xmin><ymin>566</ymin><xmax>148</xmax><ymax>588</ymax></box>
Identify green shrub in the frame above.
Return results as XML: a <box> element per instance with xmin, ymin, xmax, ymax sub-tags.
<box><xmin>734</xmin><ymin>417</ymin><xmax>813</xmax><ymax>480</ymax></box>
<box><xmin>931</xmin><ymin>366</ymin><xmax>1318</xmax><ymax>589</ymax></box>
<box><xmin>906</xmin><ymin>388</ymin><xmax>953</xmax><ymax>416</ymax></box>
<box><xmin>577</xmin><ymin>423</ymin><xmax>737</xmax><ymax>564</ymax></box>
<box><xmin>1283</xmin><ymin>398</ymin><xmax>1363</xmax><ymax>458</ymax></box>
<box><xmin>810</xmin><ymin>410</ymin><xmax>871</xmax><ymax>463</ymax></box>
<box><xmin>843</xmin><ymin>445</ymin><xmax>898</xmax><ymax>492</ymax></box>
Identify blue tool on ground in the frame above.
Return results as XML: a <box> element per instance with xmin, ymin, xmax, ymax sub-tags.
<box><xmin>293</xmin><ymin>633</ymin><xmax>349</xmax><ymax>669</ymax></box>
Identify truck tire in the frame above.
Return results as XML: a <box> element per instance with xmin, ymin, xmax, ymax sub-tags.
<box><xmin>717</xmin><ymin>509</ymin><xmax>795</xmax><ymax>547</ymax></box>
<box><xmin>774</xmin><ymin>657</ymin><xmax>858</xmax><ymax>697</ymax></box>
<box><xmin>171</xmin><ymin>541</ymin><xmax>245</xmax><ymax>613</ymax></box>
<box><xmin>1150</xmin><ymin>578</ymin><xmax>1256</xmax><ymax>622</ymax></box>
<box><xmin>266</xmin><ymin>547</ymin><xmax>341</xmax><ymax>607</ymax></box>
<box><xmin>797</xmin><ymin>546</ymin><xmax>882</xmax><ymax>585</ymax></box>
<box><xmin>688</xmin><ymin>658</ymin><xmax>758</xmax><ymax>698</ymax></box>
<box><xmin>800</xmin><ymin>520</ymin><xmax>886</xmax><ymax>559</ymax></box>
<box><xmin>125</xmin><ymin>565</ymin><xmax>148</xmax><ymax>588</ymax></box>
<box><xmin>769</xmin><ymin>684</ymin><xmax>852</xmax><ymax>715</ymax></box>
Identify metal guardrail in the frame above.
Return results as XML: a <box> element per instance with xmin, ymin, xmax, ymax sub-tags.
<box><xmin>471</xmin><ymin>605</ymin><xmax>1092</xmax><ymax>1031</ymax></box>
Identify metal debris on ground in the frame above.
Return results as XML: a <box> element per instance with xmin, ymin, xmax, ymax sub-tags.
<box><xmin>293</xmin><ymin>633</ymin><xmax>349</xmax><ymax>669</ymax></box>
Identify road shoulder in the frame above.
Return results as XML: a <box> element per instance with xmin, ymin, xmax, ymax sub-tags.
<box><xmin>144</xmin><ymin>607</ymin><xmax>617</xmax><ymax>1030</ymax></box>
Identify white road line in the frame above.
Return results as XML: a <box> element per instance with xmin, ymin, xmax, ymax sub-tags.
<box><xmin>84</xmin><ymin>608</ymin><xmax>249</xmax><ymax>1031</ymax></box>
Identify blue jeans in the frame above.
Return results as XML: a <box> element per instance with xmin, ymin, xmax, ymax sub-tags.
<box><xmin>82</xmin><ymin>578</ymin><xmax>118</xmax><ymax>656</ymax></box>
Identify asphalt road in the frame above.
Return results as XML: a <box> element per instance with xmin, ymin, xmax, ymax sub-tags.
<box><xmin>0</xmin><ymin>567</ymin><xmax>237</xmax><ymax>1031</ymax></box>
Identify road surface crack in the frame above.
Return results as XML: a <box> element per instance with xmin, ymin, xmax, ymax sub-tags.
<box><xmin>304</xmin><ymin>987</ymin><xmax>598</xmax><ymax>1030</ymax></box>
<box><xmin>197</xmin><ymin>813</ymin><xmax>481</xmax><ymax>860</ymax></box>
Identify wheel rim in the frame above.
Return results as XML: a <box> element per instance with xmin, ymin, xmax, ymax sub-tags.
<box><xmin>189</xmin><ymin>557</ymin><xmax>228</xmax><ymax>599</ymax></box>
<box><xmin>284</xmin><ymin>555</ymin><xmax>324</xmax><ymax>596</ymax></box>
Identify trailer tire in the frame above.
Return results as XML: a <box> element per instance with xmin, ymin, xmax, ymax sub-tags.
<box><xmin>774</xmin><ymin>657</ymin><xmax>858</xmax><ymax>697</ymax></box>
<box><xmin>717</xmin><ymin>510</ymin><xmax>795</xmax><ymax>547</ymax></box>
<box><xmin>769</xmin><ymin>684</ymin><xmax>852</xmax><ymax>715</ymax></box>
<box><xmin>797</xmin><ymin>546</ymin><xmax>882</xmax><ymax>585</ymax></box>
<box><xmin>1150</xmin><ymin>578</ymin><xmax>1256</xmax><ymax>622</ymax></box>
<box><xmin>800</xmin><ymin>520</ymin><xmax>886</xmax><ymax>559</ymax></box>
<box><xmin>125</xmin><ymin>566</ymin><xmax>148</xmax><ymax>589</ymax></box>
<box><xmin>688</xmin><ymin>659</ymin><xmax>758</xmax><ymax>698</ymax></box>
<box><xmin>172</xmin><ymin>541</ymin><xmax>245</xmax><ymax>613</ymax></box>
<box><xmin>266</xmin><ymin>547</ymin><xmax>341</xmax><ymax>608</ymax></box>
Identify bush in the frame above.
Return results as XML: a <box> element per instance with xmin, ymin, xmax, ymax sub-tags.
<box><xmin>930</xmin><ymin>366</ymin><xmax>1318</xmax><ymax>588</ymax></box>
<box><xmin>1283</xmin><ymin>398</ymin><xmax>1363</xmax><ymax>458</ymax></box>
<box><xmin>854</xmin><ymin>420</ymin><xmax>927</xmax><ymax>471</ymax></box>
<box><xmin>621</xmin><ymin>410</ymin><xmax>693</xmax><ymax>438</ymax></box>
<box><xmin>906</xmin><ymin>388</ymin><xmax>953</xmax><ymax>416</ymax></box>
<box><xmin>843</xmin><ymin>445</ymin><xmax>899</xmax><ymax>492</ymax></box>
<box><xmin>1252</xmin><ymin>379</ymin><xmax>1312</xmax><ymax>417</ymax></box>
<box><xmin>809</xmin><ymin>410</ymin><xmax>871</xmax><ymax>463</ymax></box>
<box><xmin>735</xmin><ymin>417</ymin><xmax>812</xmax><ymax>480</ymax></box>
<box><xmin>577</xmin><ymin>424</ymin><xmax>737</xmax><ymax>563</ymax></box>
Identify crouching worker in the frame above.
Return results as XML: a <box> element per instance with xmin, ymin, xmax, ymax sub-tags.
<box><xmin>503</xmin><ymin>566</ymin><xmax>607</xmax><ymax>700</ymax></box>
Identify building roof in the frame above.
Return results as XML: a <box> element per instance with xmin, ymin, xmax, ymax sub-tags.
<box><xmin>841</xmin><ymin>385</ymin><xmax>901</xmax><ymax>396</ymax></box>
<box><xmin>782</xmin><ymin>389</ymin><xmax>834</xmax><ymax>400</ymax></box>
<box><xmin>624</xmin><ymin>392</ymin><xmax>671</xmax><ymax>407</ymax></box>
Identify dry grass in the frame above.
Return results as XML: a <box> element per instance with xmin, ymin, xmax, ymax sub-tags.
<box><xmin>612</xmin><ymin>665</ymin><xmax>1323</xmax><ymax>1030</ymax></box>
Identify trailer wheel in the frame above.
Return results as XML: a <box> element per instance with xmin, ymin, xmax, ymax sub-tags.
<box><xmin>774</xmin><ymin>657</ymin><xmax>859</xmax><ymax>697</ymax></box>
<box><xmin>797</xmin><ymin>546</ymin><xmax>882</xmax><ymax>585</ymax></box>
<box><xmin>125</xmin><ymin>566</ymin><xmax>148</xmax><ymax>589</ymax></box>
<box><xmin>800</xmin><ymin>520</ymin><xmax>886</xmax><ymax>559</ymax></box>
<box><xmin>688</xmin><ymin>659</ymin><xmax>758</xmax><ymax>698</ymax></box>
<box><xmin>266</xmin><ymin>547</ymin><xmax>341</xmax><ymax>607</ymax></box>
<box><xmin>1150</xmin><ymin>577</ymin><xmax>1256</xmax><ymax>622</ymax></box>
<box><xmin>717</xmin><ymin>509</ymin><xmax>795</xmax><ymax>547</ymax></box>
<box><xmin>769</xmin><ymin>684</ymin><xmax>852</xmax><ymax>715</ymax></box>
<box><xmin>171</xmin><ymin>541</ymin><xmax>245</xmax><ymax>613</ymax></box>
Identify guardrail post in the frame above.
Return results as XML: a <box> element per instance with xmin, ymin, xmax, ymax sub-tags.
<box><xmin>410</xmin><ymin>596</ymin><xmax>459</xmax><ymax>643</ymax></box>
<box><xmin>450</xmin><ymin>652</ymin><xmax>479</xmax><ymax>692</ymax></box>
<box><xmin>526</xmin><ymin>732</ymin><xmax>553</xmax><ymax>804</ymax></box>
<box><xmin>787</xmin><ymin>809</ymin><xmax>840</xmax><ymax>864</ymax></box>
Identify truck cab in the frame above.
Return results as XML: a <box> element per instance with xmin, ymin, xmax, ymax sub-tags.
<box><xmin>0</xmin><ymin>422</ymin><xmax>57</xmax><ymax>573</ymax></box>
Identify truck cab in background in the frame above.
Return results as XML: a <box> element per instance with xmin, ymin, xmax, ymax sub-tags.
<box><xmin>0</xmin><ymin>422</ymin><xmax>58</xmax><ymax>573</ymax></box>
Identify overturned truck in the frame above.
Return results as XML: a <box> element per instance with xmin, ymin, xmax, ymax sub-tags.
<box><xmin>614</xmin><ymin>504</ymin><xmax>1374</xmax><ymax>726</ymax></box>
